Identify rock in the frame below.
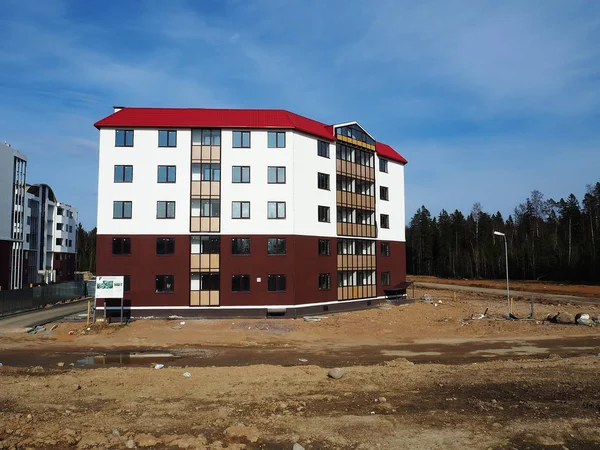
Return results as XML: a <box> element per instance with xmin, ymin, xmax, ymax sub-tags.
<box><xmin>75</xmin><ymin>384</ymin><xmax>81</xmax><ymax>390</ymax></box>
<box><xmin>112</xmin><ymin>430</ymin><xmax>120</xmax><ymax>436</ymax></box>
<box><xmin>328</xmin><ymin>368</ymin><xmax>346</xmax><ymax>379</ymax></box>
<box><xmin>76</xmin><ymin>431</ymin><xmax>110</xmax><ymax>449</ymax></box>
<box><xmin>545</xmin><ymin>312</ymin><xmax>559</xmax><ymax>322</ymax></box>
<box><xmin>57</xmin><ymin>362</ymin><xmax>65</xmax><ymax>367</ymax></box>
<box><xmin>126</xmin><ymin>439</ymin><xmax>136</xmax><ymax>448</ymax></box>
<box><xmin>293</xmin><ymin>444</ymin><xmax>306</xmax><ymax>450</ymax></box>
<box><xmin>378</xmin><ymin>397</ymin><xmax>387</xmax><ymax>403</ymax></box>
<box><xmin>555</xmin><ymin>312</ymin><xmax>575</xmax><ymax>324</ymax></box>
<box><xmin>135</xmin><ymin>434</ymin><xmax>160</xmax><ymax>447</ymax></box>
<box><xmin>224</xmin><ymin>425</ymin><xmax>260</xmax><ymax>443</ymax></box>
<box><xmin>383</xmin><ymin>358</ymin><xmax>414</xmax><ymax>367</ymax></box>
<box><xmin>492</xmin><ymin>422</ymin><xmax>503</xmax><ymax>429</ymax></box>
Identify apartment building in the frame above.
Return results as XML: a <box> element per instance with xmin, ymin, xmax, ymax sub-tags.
<box><xmin>0</xmin><ymin>142</ymin><xmax>79</xmax><ymax>290</ymax></box>
<box><xmin>94</xmin><ymin>107</ymin><xmax>408</xmax><ymax>317</ymax></box>
<box><xmin>0</xmin><ymin>142</ymin><xmax>27</xmax><ymax>290</ymax></box>
<box><xmin>23</xmin><ymin>184</ymin><xmax>79</xmax><ymax>285</ymax></box>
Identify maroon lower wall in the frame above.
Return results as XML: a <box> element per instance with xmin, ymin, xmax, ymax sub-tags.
<box><xmin>54</xmin><ymin>252</ymin><xmax>76</xmax><ymax>283</ymax></box>
<box><xmin>377</xmin><ymin>241</ymin><xmax>407</xmax><ymax>297</ymax></box>
<box><xmin>0</xmin><ymin>240</ymin><xmax>10</xmax><ymax>291</ymax></box>
<box><xmin>95</xmin><ymin>235</ymin><xmax>190</xmax><ymax>308</ymax></box>
<box><xmin>96</xmin><ymin>234</ymin><xmax>406</xmax><ymax>308</ymax></box>
<box><xmin>219</xmin><ymin>235</ymin><xmax>338</xmax><ymax>306</ymax></box>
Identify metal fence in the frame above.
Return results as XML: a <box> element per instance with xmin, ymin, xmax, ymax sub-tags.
<box><xmin>0</xmin><ymin>281</ymin><xmax>86</xmax><ymax>316</ymax></box>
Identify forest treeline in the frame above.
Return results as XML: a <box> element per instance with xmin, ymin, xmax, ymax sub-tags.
<box><xmin>76</xmin><ymin>224</ymin><xmax>96</xmax><ymax>274</ymax></box>
<box><xmin>406</xmin><ymin>180</ymin><xmax>600</xmax><ymax>283</ymax></box>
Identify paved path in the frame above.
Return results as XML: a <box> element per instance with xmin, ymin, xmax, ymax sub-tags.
<box><xmin>414</xmin><ymin>281</ymin><xmax>599</xmax><ymax>304</ymax></box>
<box><xmin>0</xmin><ymin>299</ymin><xmax>90</xmax><ymax>331</ymax></box>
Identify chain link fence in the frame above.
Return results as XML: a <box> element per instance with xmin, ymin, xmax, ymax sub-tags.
<box><xmin>0</xmin><ymin>281</ymin><xmax>86</xmax><ymax>316</ymax></box>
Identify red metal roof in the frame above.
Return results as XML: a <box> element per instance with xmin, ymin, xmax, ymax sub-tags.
<box><xmin>94</xmin><ymin>107</ymin><xmax>407</xmax><ymax>164</ymax></box>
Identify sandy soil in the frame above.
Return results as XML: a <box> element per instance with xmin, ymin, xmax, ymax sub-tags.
<box><xmin>410</xmin><ymin>275</ymin><xmax>600</xmax><ymax>298</ymax></box>
<box><xmin>1</xmin><ymin>287</ymin><xmax>600</xmax><ymax>449</ymax></box>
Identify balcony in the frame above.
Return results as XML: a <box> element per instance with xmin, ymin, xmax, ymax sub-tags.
<box><xmin>336</xmin><ymin>223</ymin><xmax>377</xmax><ymax>238</ymax></box>
<box><xmin>336</xmin><ymin>159</ymin><xmax>375</xmax><ymax>181</ymax></box>
<box><xmin>336</xmin><ymin>191</ymin><xmax>375</xmax><ymax>210</ymax></box>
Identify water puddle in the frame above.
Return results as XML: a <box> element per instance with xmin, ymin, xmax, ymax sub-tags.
<box><xmin>76</xmin><ymin>352</ymin><xmax>179</xmax><ymax>366</ymax></box>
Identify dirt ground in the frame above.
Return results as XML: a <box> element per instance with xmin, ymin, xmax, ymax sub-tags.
<box><xmin>410</xmin><ymin>275</ymin><xmax>600</xmax><ymax>299</ymax></box>
<box><xmin>2</xmin><ymin>287</ymin><xmax>600</xmax><ymax>449</ymax></box>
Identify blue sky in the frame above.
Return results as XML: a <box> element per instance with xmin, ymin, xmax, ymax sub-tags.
<box><xmin>1</xmin><ymin>0</ymin><xmax>599</xmax><ymax>228</ymax></box>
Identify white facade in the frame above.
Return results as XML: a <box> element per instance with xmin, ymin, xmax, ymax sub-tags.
<box><xmin>97</xmin><ymin>128</ymin><xmax>191</xmax><ymax>235</ymax></box>
<box><xmin>376</xmin><ymin>157</ymin><xmax>406</xmax><ymax>242</ymax></box>
<box><xmin>97</xmin><ymin>127</ymin><xmax>404</xmax><ymax>241</ymax></box>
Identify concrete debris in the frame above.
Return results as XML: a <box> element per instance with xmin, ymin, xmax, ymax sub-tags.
<box><xmin>328</xmin><ymin>368</ymin><xmax>346</xmax><ymax>379</ymax></box>
<box><xmin>422</xmin><ymin>295</ymin><xmax>434</xmax><ymax>304</ymax></box>
<box><xmin>57</xmin><ymin>362</ymin><xmax>65</xmax><ymax>367</ymax></box>
<box><xmin>576</xmin><ymin>313</ymin><xmax>593</xmax><ymax>326</ymax></box>
<box><xmin>154</xmin><ymin>364</ymin><xmax>165</xmax><ymax>370</ymax></box>
<box><xmin>183</xmin><ymin>372</ymin><xmax>192</xmax><ymax>378</ymax></box>
<box><xmin>556</xmin><ymin>312</ymin><xmax>575</xmax><ymax>324</ymax></box>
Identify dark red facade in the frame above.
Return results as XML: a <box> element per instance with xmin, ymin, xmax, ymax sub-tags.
<box><xmin>0</xmin><ymin>240</ymin><xmax>11</xmax><ymax>291</ymax></box>
<box><xmin>96</xmin><ymin>234</ymin><xmax>406</xmax><ymax>311</ymax></box>
<box><xmin>53</xmin><ymin>252</ymin><xmax>77</xmax><ymax>283</ymax></box>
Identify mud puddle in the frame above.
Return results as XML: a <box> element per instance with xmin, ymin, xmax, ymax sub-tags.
<box><xmin>1</xmin><ymin>336</ymin><xmax>600</xmax><ymax>369</ymax></box>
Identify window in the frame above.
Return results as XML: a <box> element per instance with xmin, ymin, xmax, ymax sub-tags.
<box><xmin>113</xmin><ymin>201</ymin><xmax>132</xmax><ymax>219</ymax></box>
<box><xmin>381</xmin><ymin>271</ymin><xmax>391</xmax><ymax>286</ymax></box>
<box><xmin>198</xmin><ymin>273</ymin><xmax>220</xmax><ymax>291</ymax></box>
<box><xmin>192</xmin><ymin>163</ymin><xmax>220</xmax><ymax>181</ymax></box>
<box><xmin>192</xmin><ymin>129</ymin><xmax>221</xmax><ymax>146</ymax></box>
<box><xmin>192</xmin><ymin>199</ymin><xmax>220</xmax><ymax>217</ymax></box>
<box><xmin>380</xmin><ymin>186</ymin><xmax>389</xmax><ymax>201</ymax></box>
<box><xmin>337</xmin><ymin>144</ymin><xmax>353</xmax><ymax>162</ymax></box>
<box><xmin>26</xmin><ymin>235</ymin><xmax>29</xmax><ymax>243</ymax></box>
<box><xmin>381</xmin><ymin>242</ymin><xmax>390</xmax><ymax>256</ymax></box>
<box><xmin>379</xmin><ymin>158</ymin><xmax>388</xmax><ymax>173</ymax></box>
<box><xmin>268</xmin><ymin>131</ymin><xmax>286</xmax><ymax>148</ymax></box>
<box><xmin>157</xmin><ymin>201</ymin><xmax>176</xmax><ymax>219</ymax></box>
<box><xmin>124</xmin><ymin>275</ymin><xmax>131</xmax><ymax>292</ymax></box>
<box><xmin>380</xmin><ymin>214</ymin><xmax>390</xmax><ymax>229</ymax></box>
<box><xmin>112</xmin><ymin>238</ymin><xmax>131</xmax><ymax>255</ymax></box>
<box><xmin>232</xmin><ymin>201</ymin><xmax>250</xmax><ymax>219</ymax></box>
<box><xmin>156</xmin><ymin>238</ymin><xmax>175</xmax><ymax>255</ymax></box>
<box><xmin>267</xmin><ymin>274</ymin><xmax>286</xmax><ymax>292</ymax></box>
<box><xmin>116</xmin><ymin>129</ymin><xmax>134</xmax><ymax>147</ymax></box>
<box><xmin>191</xmin><ymin>236</ymin><xmax>220</xmax><ymax>254</ymax></box>
<box><xmin>267</xmin><ymin>238</ymin><xmax>286</xmax><ymax>255</ymax></box>
<box><xmin>69</xmin><ymin>225</ymin><xmax>73</xmax><ymax>233</ymax></box>
<box><xmin>56</xmin><ymin>223</ymin><xmax>63</xmax><ymax>231</ymax></box>
<box><xmin>232</xmin><ymin>166</ymin><xmax>250</xmax><ymax>183</ymax></box>
<box><xmin>68</xmin><ymin>240</ymin><xmax>72</xmax><ymax>247</ymax></box>
<box><xmin>267</xmin><ymin>201</ymin><xmax>286</xmax><ymax>219</ymax></box>
<box><xmin>318</xmin><ymin>273</ymin><xmax>331</xmax><ymax>290</ymax></box>
<box><xmin>318</xmin><ymin>206</ymin><xmax>330</xmax><ymax>223</ymax></box>
<box><xmin>232</xmin><ymin>131</ymin><xmax>250</xmax><ymax>148</ymax></box>
<box><xmin>318</xmin><ymin>239</ymin><xmax>330</xmax><ymax>255</ymax></box>
<box><xmin>267</xmin><ymin>166</ymin><xmax>286</xmax><ymax>184</ymax></box>
<box><xmin>318</xmin><ymin>140</ymin><xmax>330</xmax><ymax>158</ymax></box>
<box><xmin>158</xmin><ymin>130</ymin><xmax>177</xmax><ymax>147</ymax></box>
<box><xmin>157</xmin><ymin>166</ymin><xmax>176</xmax><ymax>183</ymax></box>
<box><xmin>232</xmin><ymin>275</ymin><xmax>250</xmax><ymax>292</ymax></box>
<box><xmin>26</xmin><ymin>216</ymin><xmax>30</xmax><ymax>226</ymax></box>
<box><xmin>232</xmin><ymin>238</ymin><xmax>251</xmax><ymax>255</ymax></box>
<box><xmin>57</xmin><ymin>207</ymin><xmax>63</xmax><ymax>216</ymax></box>
<box><xmin>114</xmin><ymin>165</ymin><xmax>133</xmax><ymax>183</ymax></box>
<box><xmin>317</xmin><ymin>173</ymin><xmax>330</xmax><ymax>190</ymax></box>
<box><xmin>56</xmin><ymin>238</ymin><xmax>62</xmax><ymax>246</ymax></box>
<box><xmin>155</xmin><ymin>275</ymin><xmax>174</xmax><ymax>293</ymax></box>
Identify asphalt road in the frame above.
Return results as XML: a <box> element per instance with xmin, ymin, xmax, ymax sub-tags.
<box><xmin>414</xmin><ymin>281</ymin><xmax>598</xmax><ymax>304</ymax></box>
<box><xmin>0</xmin><ymin>299</ymin><xmax>90</xmax><ymax>331</ymax></box>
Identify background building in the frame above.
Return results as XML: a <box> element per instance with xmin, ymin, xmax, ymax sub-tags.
<box><xmin>94</xmin><ymin>107</ymin><xmax>407</xmax><ymax>316</ymax></box>
<box><xmin>23</xmin><ymin>185</ymin><xmax>78</xmax><ymax>285</ymax></box>
<box><xmin>0</xmin><ymin>143</ymin><xmax>78</xmax><ymax>290</ymax></box>
<box><xmin>0</xmin><ymin>142</ymin><xmax>27</xmax><ymax>290</ymax></box>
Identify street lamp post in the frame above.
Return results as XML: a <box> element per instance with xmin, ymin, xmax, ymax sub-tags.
<box><xmin>494</xmin><ymin>231</ymin><xmax>510</xmax><ymax>316</ymax></box>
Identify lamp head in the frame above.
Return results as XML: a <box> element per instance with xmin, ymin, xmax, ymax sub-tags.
<box><xmin>493</xmin><ymin>231</ymin><xmax>505</xmax><ymax>236</ymax></box>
